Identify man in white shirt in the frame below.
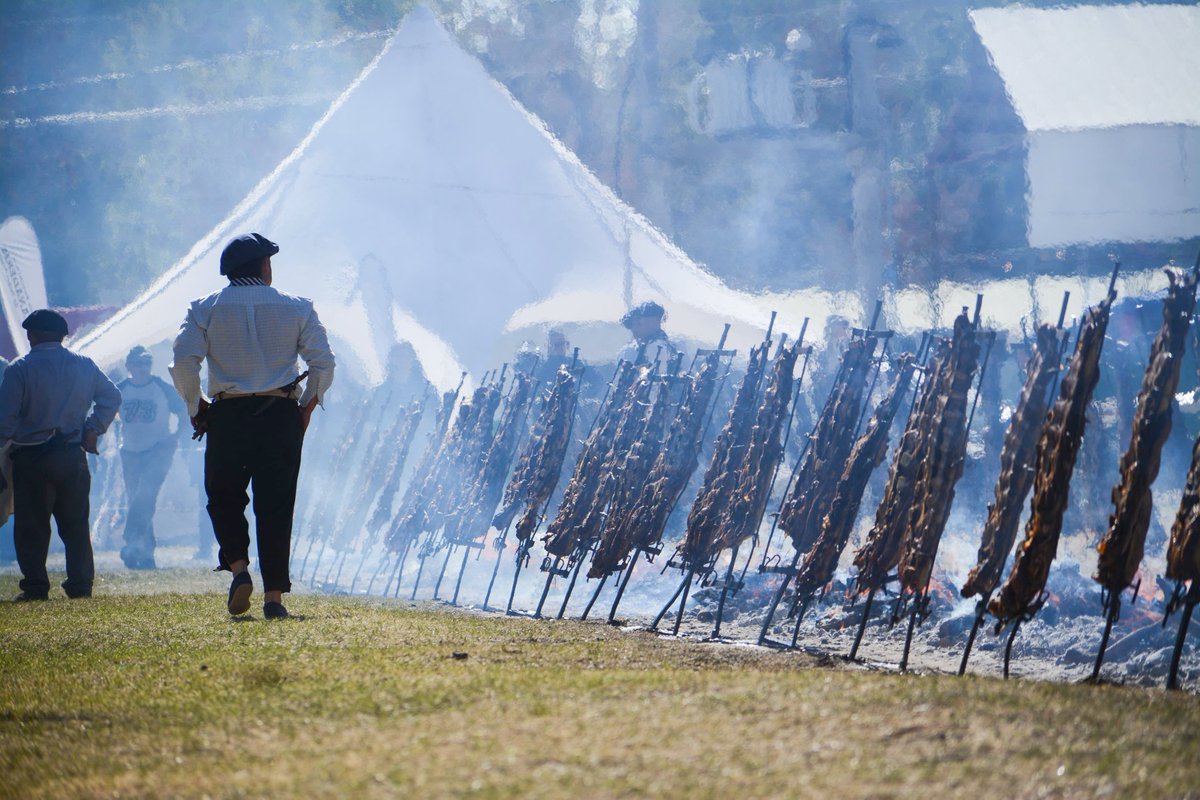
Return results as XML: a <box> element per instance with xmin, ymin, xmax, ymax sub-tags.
<box><xmin>116</xmin><ymin>345</ymin><xmax>189</xmax><ymax>570</ymax></box>
<box><xmin>170</xmin><ymin>233</ymin><xmax>335</xmax><ymax>619</ymax></box>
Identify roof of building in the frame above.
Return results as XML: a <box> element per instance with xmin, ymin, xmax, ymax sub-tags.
<box><xmin>970</xmin><ymin>4</ymin><xmax>1200</xmax><ymax>132</ymax></box>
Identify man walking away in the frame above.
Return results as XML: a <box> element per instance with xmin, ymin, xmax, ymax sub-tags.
<box><xmin>170</xmin><ymin>233</ymin><xmax>335</xmax><ymax>619</ymax></box>
<box><xmin>116</xmin><ymin>345</ymin><xmax>189</xmax><ymax>569</ymax></box>
<box><xmin>0</xmin><ymin>310</ymin><xmax>121</xmax><ymax>601</ymax></box>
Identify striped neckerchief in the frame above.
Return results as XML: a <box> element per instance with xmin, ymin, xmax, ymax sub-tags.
<box><xmin>228</xmin><ymin>277</ymin><xmax>267</xmax><ymax>287</ymax></box>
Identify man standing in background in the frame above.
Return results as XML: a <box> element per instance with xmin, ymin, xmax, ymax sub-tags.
<box><xmin>116</xmin><ymin>345</ymin><xmax>189</xmax><ymax>569</ymax></box>
<box><xmin>170</xmin><ymin>233</ymin><xmax>335</xmax><ymax>619</ymax></box>
<box><xmin>0</xmin><ymin>310</ymin><xmax>121</xmax><ymax>601</ymax></box>
<box><xmin>617</xmin><ymin>301</ymin><xmax>677</xmax><ymax>369</ymax></box>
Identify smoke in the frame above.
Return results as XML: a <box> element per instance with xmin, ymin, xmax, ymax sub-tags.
<box><xmin>1</xmin><ymin>29</ymin><xmax>394</xmax><ymax>96</ymax></box>
<box><xmin>0</xmin><ymin>93</ymin><xmax>336</xmax><ymax>129</ymax></box>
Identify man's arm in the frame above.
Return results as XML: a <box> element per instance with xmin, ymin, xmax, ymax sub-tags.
<box><xmin>82</xmin><ymin>365</ymin><xmax>121</xmax><ymax>454</ymax></box>
<box><xmin>169</xmin><ymin>305</ymin><xmax>208</xmax><ymax>417</ymax></box>
<box><xmin>296</xmin><ymin>303</ymin><xmax>336</xmax><ymax>410</ymax></box>
<box><xmin>0</xmin><ymin>365</ymin><xmax>24</xmax><ymax>445</ymax></box>
<box><xmin>152</xmin><ymin>375</ymin><xmax>191</xmax><ymax>442</ymax></box>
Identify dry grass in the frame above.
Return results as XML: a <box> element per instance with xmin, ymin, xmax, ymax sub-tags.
<box><xmin>1</xmin><ymin>570</ymin><xmax>1199</xmax><ymax>799</ymax></box>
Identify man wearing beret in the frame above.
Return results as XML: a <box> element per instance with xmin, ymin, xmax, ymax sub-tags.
<box><xmin>170</xmin><ymin>233</ymin><xmax>335</xmax><ymax>619</ymax></box>
<box><xmin>617</xmin><ymin>300</ymin><xmax>679</xmax><ymax>369</ymax></box>
<box><xmin>0</xmin><ymin>309</ymin><xmax>122</xmax><ymax>601</ymax></box>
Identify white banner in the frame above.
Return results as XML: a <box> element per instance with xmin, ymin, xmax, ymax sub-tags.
<box><xmin>0</xmin><ymin>216</ymin><xmax>49</xmax><ymax>357</ymax></box>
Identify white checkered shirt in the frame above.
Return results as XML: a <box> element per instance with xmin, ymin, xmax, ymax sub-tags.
<box><xmin>169</xmin><ymin>279</ymin><xmax>336</xmax><ymax>417</ymax></box>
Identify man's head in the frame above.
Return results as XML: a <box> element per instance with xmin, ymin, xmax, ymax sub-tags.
<box><xmin>546</xmin><ymin>328</ymin><xmax>569</xmax><ymax>358</ymax></box>
<box><xmin>220</xmin><ymin>233</ymin><xmax>279</xmax><ymax>283</ymax></box>
<box><xmin>22</xmin><ymin>309</ymin><xmax>68</xmax><ymax>346</ymax></box>
<box><xmin>621</xmin><ymin>301</ymin><xmax>666</xmax><ymax>342</ymax></box>
<box><xmin>126</xmin><ymin>345</ymin><xmax>153</xmax><ymax>383</ymax></box>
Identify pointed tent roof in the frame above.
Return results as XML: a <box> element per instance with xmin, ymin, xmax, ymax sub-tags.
<box><xmin>74</xmin><ymin>6</ymin><xmax>847</xmax><ymax>389</ymax></box>
<box><xmin>74</xmin><ymin>7</ymin><xmax>1185</xmax><ymax>378</ymax></box>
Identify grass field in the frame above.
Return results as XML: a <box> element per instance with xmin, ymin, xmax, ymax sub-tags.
<box><xmin>2</xmin><ymin>570</ymin><xmax>1199</xmax><ymax>799</ymax></box>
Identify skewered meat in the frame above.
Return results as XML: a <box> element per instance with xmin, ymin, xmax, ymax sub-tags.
<box><xmin>388</xmin><ymin>382</ymin><xmax>493</xmax><ymax>552</ymax></box>
<box><xmin>443</xmin><ymin>373</ymin><xmax>536</xmax><ymax>546</ymax></box>
<box><xmin>989</xmin><ymin>291</ymin><xmax>1115</xmax><ymax>624</ymax></box>
<box><xmin>588</xmin><ymin>354</ymin><xmax>724</xmax><ymax>578</ymax></box>
<box><xmin>779</xmin><ymin>336</ymin><xmax>875</xmax><ymax>555</ymax></box>
<box><xmin>715</xmin><ymin>341</ymin><xmax>801</xmax><ymax>557</ymax></box>
<box><xmin>541</xmin><ymin>362</ymin><xmax>640</xmax><ymax>556</ymax></box>
<box><xmin>366</xmin><ymin>398</ymin><xmax>428</xmax><ymax>535</ymax></box>
<box><xmin>383</xmin><ymin>384</ymin><xmax>462</xmax><ymax>553</ymax></box>
<box><xmin>493</xmin><ymin>366</ymin><xmax>581</xmax><ymax>543</ymax></box>
<box><xmin>681</xmin><ymin>343</ymin><xmax>770</xmax><ymax>566</ymax></box>
<box><xmin>588</xmin><ymin>370</ymin><xmax>676</xmax><ymax>577</ymax></box>
<box><xmin>680</xmin><ymin>341</ymin><xmax>798</xmax><ymax>567</ymax></box>
<box><xmin>897</xmin><ymin>311</ymin><xmax>981</xmax><ymax>595</ymax></box>
<box><xmin>1096</xmin><ymin>268</ymin><xmax>1198</xmax><ymax>602</ymax></box>
<box><xmin>1168</xmin><ymin>433</ymin><xmax>1200</xmax><ymax>584</ymax></box>
<box><xmin>961</xmin><ymin>325</ymin><xmax>1060</xmax><ymax>598</ymax></box>
<box><xmin>793</xmin><ymin>355</ymin><xmax>915</xmax><ymax>599</ymax></box>
<box><xmin>852</xmin><ymin>335</ymin><xmax>949</xmax><ymax>594</ymax></box>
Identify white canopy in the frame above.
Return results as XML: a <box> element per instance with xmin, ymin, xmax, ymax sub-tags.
<box><xmin>72</xmin><ymin>6</ymin><xmax>1192</xmax><ymax>385</ymax></box>
<box><xmin>73</xmin><ymin>6</ymin><xmax>842</xmax><ymax>391</ymax></box>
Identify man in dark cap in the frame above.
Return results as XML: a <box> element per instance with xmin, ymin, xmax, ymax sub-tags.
<box><xmin>170</xmin><ymin>233</ymin><xmax>335</xmax><ymax>619</ymax></box>
<box><xmin>115</xmin><ymin>345</ymin><xmax>189</xmax><ymax>569</ymax></box>
<box><xmin>0</xmin><ymin>309</ymin><xmax>121</xmax><ymax>600</ymax></box>
<box><xmin>617</xmin><ymin>300</ymin><xmax>678</xmax><ymax>368</ymax></box>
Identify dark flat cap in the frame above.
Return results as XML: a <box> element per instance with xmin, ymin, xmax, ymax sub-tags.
<box><xmin>620</xmin><ymin>300</ymin><xmax>666</xmax><ymax>328</ymax></box>
<box><xmin>219</xmin><ymin>233</ymin><xmax>279</xmax><ymax>275</ymax></box>
<box><xmin>22</xmin><ymin>309</ymin><xmax>68</xmax><ymax>337</ymax></box>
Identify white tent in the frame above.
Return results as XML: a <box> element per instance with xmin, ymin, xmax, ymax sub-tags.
<box><xmin>73</xmin><ymin>6</ymin><xmax>851</xmax><ymax>391</ymax></box>
<box><xmin>72</xmin><ymin>5</ymin><xmax>1194</xmax><ymax>381</ymax></box>
<box><xmin>0</xmin><ymin>216</ymin><xmax>49</xmax><ymax>358</ymax></box>
<box><xmin>971</xmin><ymin>4</ymin><xmax>1200</xmax><ymax>249</ymax></box>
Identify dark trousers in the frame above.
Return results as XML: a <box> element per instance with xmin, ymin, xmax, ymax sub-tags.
<box><xmin>0</xmin><ymin>519</ymin><xmax>13</xmax><ymax>563</ymax></box>
<box><xmin>119</xmin><ymin>439</ymin><xmax>176</xmax><ymax>567</ymax></box>
<box><xmin>13</xmin><ymin>442</ymin><xmax>93</xmax><ymax>597</ymax></box>
<box><xmin>205</xmin><ymin>397</ymin><xmax>303</xmax><ymax>593</ymax></box>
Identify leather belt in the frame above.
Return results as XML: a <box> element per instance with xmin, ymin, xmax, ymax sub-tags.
<box><xmin>212</xmin><ymin>388</ymin><xmax>293</xmax><ymax>402</ymax></box>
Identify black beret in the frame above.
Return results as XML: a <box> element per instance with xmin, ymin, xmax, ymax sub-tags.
<box><xmin>620</xmin><ymin>300</ymin><xmax>666</xmax><ymax>329</ymax></box>
<box><xmin>219</xmin><ymin>233</ymin><xmax>279</xmax><ymax>275</ymax></box>
<box><xmin>22</xmin><ymin>309</ymin><xmax>68</xmax><ymax>337</ymax></box>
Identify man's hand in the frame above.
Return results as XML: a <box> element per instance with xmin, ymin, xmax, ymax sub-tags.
<box><xmin>300</xmin><ymin>397</ymin><xmax>319</xmax><ymax>433</ymax></box>
<box><xmin>191</xmin><ymin>398</ymin><xmax>211</xmax><ymax>441</ymax></box>
<box><xmin>81</xmin><ymin>429</ymin><xmax>99</xmax><ymax>455</ymax></box>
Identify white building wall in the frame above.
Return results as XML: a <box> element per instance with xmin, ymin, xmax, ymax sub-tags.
<box><xmin>1028</xmin><ymin>124</ymin><xmax>1200</xmax><ymax>248</ymax></box>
